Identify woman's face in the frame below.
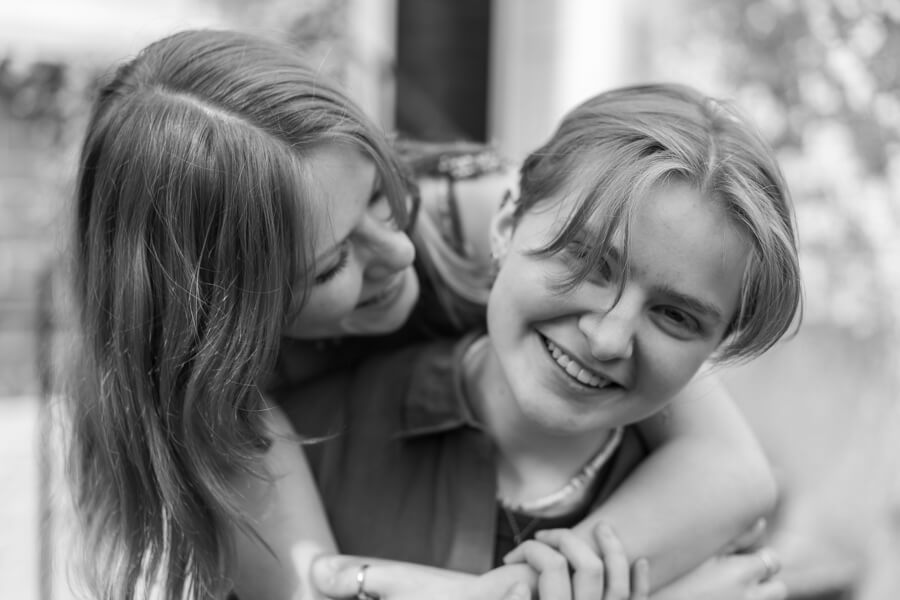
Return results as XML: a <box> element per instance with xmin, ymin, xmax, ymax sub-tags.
<box><xmin>484</xmin><ymin>182</ymin><xmax>750</xmax><ymax>435</ymax></box>
<box><xmin>283</xmin><ymin>144</ymin><xmax>419</xmax><ymax>339</ymax></box>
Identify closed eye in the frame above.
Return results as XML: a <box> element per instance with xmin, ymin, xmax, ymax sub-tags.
<box><xmin>314</xmin><ymin>242</ymin><xmax>350</xmax><ymax>285</ymax></box>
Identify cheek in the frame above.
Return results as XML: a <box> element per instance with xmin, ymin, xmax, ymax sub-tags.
<box><xmin>302</xmin><ymin>290</ymin><xmax>356</xmax><ymax>322</ymax></box>
<box><xmin>638</xmin><ymin>336</ymin><xmax>715</xmax><ymax>401</ymax></box>
<box><xmin>493</xmin><ymin>256</ymin><xmax>560</xmax><ymax>308</ymax></box>
<box><xmin>285</xmin><ymin>268</ymin><xmax>365</xmax><ymax>335</ymax></box>
<box><xmin>488</xmin><ymin>263</ymin><xmax>535</xmax><ymax>330</ymax></box>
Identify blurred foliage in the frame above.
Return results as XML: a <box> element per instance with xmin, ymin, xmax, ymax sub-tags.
<box><xmin>0</xmin><ymin>60</ymin><xmax>75</xmax><ymax>143</ymax></box>
<box><xmin>0</xmin><ymin>0</ymin><xmax>350</xmax><ymax>144</ymax></box>
<box><xmin>674</xmin><ymin>0</ymin><xmax>900</xmax><ymax>339</ymax></box>
<box><xmin>0</xmin><ymin>60</ymin><xmax>65</xmax><ymax>124</ymax></box>
<box><xmin>200</xmin><ymin>0</ymin><xmax>351</xmax><ymax>81</ymax></box>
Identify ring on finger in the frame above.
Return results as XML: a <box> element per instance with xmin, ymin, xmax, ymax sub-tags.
<box><xmin>356</xmin><ymin>564</ymin><xmax>379</xmax><ymax>600</ymax></box>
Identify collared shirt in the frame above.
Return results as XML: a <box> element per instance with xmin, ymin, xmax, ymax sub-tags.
<box><xmin>277</xmin><ymin>334</ymin><xmax>647</xmax><ymax>573</ymax></box>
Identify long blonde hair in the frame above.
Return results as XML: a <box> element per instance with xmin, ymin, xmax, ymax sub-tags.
<box><xmin>67</xmin><ymin>29</ymin><xmax>409</xmax><ymax>599</ymax></box>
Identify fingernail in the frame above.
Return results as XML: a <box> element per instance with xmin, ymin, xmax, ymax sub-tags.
<box><xmin>506</xmin><ymin>582</ymin><xmax>530</xmax><ymax>600</ymax></box>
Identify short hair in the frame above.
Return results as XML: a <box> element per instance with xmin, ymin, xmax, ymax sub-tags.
<box><xmin>68</xmin><ymin>29</ymin><xmax>408</xmax><ymax>599</ymax></box>
<box><xmin>516</xmin><ymin>83</ymin><xmax>802</xmax><ymax>362</ymax></box>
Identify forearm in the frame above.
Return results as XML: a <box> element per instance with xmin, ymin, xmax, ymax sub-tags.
<box><xmin>230</xmin><ymin>404</ymin><xmax>338</xmax><ymax>600</ymax></box>
<box><xmin>574</xmin><ymin>437</ymin><xmax>775</xmax><ymax>589</ymax></box>
<box><xmin>311</xmin><ymin>555</ymin><xmax>537</xmax><ymax>600</ymax></box>
<box><xmin>573</xmin><ymin>373</ymin><xmax>776</xmax><ymax>590</ymax></box>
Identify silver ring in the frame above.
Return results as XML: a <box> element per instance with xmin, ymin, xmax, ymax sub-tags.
<box><xmin>757</xmin><ymin>547</ymin><xmax>780</xmax><ymax>581</ymax></box>
<box><xmin>356</xmin><ymin>564</ymin><xmax>379</xmax><ymax>600</ymax></box>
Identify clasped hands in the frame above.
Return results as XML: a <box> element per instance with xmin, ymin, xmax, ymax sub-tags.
<box><xmin>307</xmin><ymin>522</ymin><xmax>785</xmax><ymax>600</ymax></box>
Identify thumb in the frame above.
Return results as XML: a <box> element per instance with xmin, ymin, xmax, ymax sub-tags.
<box><xmin>290</xmin><ymin>543</ymin><xmax>334</xmax><ymax>599</ymax></box>
<box><xmin>310</xmin><ymin>554</ymin><xmax>362</xmax><ymax>597</ymax></box>
<box><xmin>311</xmin><ymin>555</ymin><xmax>400</xmax><ymax>599</ymax></box>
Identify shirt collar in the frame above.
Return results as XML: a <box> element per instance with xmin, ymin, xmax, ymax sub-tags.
<box><xmin>400</xmin><ymin>332</ymin><xmax>485</xmax><ymax>438</ymax></box>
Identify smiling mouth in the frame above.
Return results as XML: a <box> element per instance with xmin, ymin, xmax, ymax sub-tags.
<box><xmin>540</xmin><ymin>335</ymin><xmax>613</xmax><ymax>390</ymax></box>
<box><xmin>357</xmin><ymin>274</ymin><xmax>405</xmax><ymax>309</ymax></box>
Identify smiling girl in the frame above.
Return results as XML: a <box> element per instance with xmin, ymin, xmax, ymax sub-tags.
<box><xmin>67</xmin><ymin>28</ymin><xmax>791</xmax><ymax>600</ymax></box>
<box><xmin>280</xmin><ymin>83</ymin><xmax>801</xmax><ymax>600</ymax></box>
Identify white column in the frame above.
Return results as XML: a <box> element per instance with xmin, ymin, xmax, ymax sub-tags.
<box><xmin>345</xmin><ymin>0</ymin><xmax>398</xmax><ymax>130</ymax></box>
<box><xmin>488</xmin><ymin>0</ymin><xmax>633</xmax><ymax>163</ymax></box>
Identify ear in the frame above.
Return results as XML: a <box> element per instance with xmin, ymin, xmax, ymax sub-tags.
<box><xmin>490</xmin><ymin>191</ymin><xmax>517</xmax><ymax>262</ymax></box>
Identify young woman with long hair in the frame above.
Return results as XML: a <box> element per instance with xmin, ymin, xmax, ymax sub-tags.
<box><xmin>68</xmin><ymin>30</ymin><xmax>782</xmax><ymax>600</ymax></box>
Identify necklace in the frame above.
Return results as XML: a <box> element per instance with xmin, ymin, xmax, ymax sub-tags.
<box><xmin>498</xmin><ymin>426</ymin><xmax>624</xmax><ymax>516</ymax></box>
<box><xmin>501</xmin><ymin>504</ymin><xmax>543</xmax><ymax>546</ymax></box>
<box><xmin>461</xmin><ymin>334</ymin><xmax>625</xmax><ymax>517</ymax></box>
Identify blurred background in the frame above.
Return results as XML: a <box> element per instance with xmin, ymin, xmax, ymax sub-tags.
<box><xmin>1</xmin><ymin>0</ymin><xmax>897</xmax><ymax>598</ymax></box>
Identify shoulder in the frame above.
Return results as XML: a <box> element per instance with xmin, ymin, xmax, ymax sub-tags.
<box><xmin>418</xmin><ymin>164</ymin><xmax>518</xmax><ymax>270</ymax></box>
<box><xmin>271</xmin><ymin>340</ymin><xmax>446</xmax><ymax>437</ymax></box>
<box><xmin>398</xmin><ymin>138</ymin><xmax>518</xmax><ymax>268</ymax></box>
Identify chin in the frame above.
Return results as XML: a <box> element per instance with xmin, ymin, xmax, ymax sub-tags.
<box><xmin>391</xmin><ymin>272</ymin><xmax>420</xmax><ymax>323</ymax></box>
<box><xmin>354</xmin><ymin>276</ymin><xmax>420</xmax><ymax>336</ymax></box>
<box><xmin>514</xmin><ymin>392</ymin><xmax>585</xmax><ymax>434</ymax></box>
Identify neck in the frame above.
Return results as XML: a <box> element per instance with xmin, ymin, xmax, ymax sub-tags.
<box><xmin>462</xmin><ymin>335</ymin><xmax>618</xmax><ymax>504</ymax></box>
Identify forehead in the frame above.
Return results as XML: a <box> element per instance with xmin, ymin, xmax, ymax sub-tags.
<box><xmin>628</xmin><ymin>183</ymin><xmax>749</xmax><ymax>321</ymax></box>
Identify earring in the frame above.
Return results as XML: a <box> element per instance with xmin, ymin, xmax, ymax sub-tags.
<box><xmin>489</xmin><ymin>248</ymin><xmax>503</xmax><ymax>281</ymax></box>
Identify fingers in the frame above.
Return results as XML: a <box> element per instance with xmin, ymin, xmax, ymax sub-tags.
<box><xmin>630</xmin><ymin>558</ymin><xmax>650</xmax><ymax>600</ymax></box>
<box><xmin>500</xmin><ymin>581</ymin><xmax>532</xmax><ymax>600</ymax></box>
<box><xmin>533</xmin><ymin>529</ymin><xmax>605</xmax><ymax>600</ymax></box>
<box><xmin>528</xmin><ymin>526</ymin><xmax>647</xmax><ymax>600</ymax></box>
<box><xmin>593</xmin><ymin>523</ymin><xmax>632</xmax><ymax>600</ymax></box>
<box><xmin>504</xmin><ymin>540</ymin><xmax>573</xmax><ymax>600</ymax></box>
<box><xmin>726</xmin><ymin>518</ymin><xmax>768</xmax><ymax>553</ymax></box>
<box><xmin>311</xmin><ymin>555</ymin><xmax>426</xmax><ymax>598</ymax></box>
<box><xmin>311</xmin><ymin>554</ymin><xmax>379</xmax><ymax>598</ymax></box>
<box><xmin>753</xmin><ymin>547</ymin><xmax>782</xmax><ymax>583</ymax></box>
<box><xmin>749</xmin><ymin>578</ymin><xmax>788</xmax><ymax>600</ymax></box>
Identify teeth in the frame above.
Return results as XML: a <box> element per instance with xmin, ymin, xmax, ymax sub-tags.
<box><xmin>363</xmin><ymin>278</ymin><xmax>400</xmax><ymax>307</ymax></box>
<box><xmin>544</xmin><ymin>339</ymin><xmax>608</xmax><ymax>389</ymax></box>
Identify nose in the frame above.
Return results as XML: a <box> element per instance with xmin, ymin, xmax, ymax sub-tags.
<box><xmin>578</xmin><ymin>299</ymin><xmax>637</xmax><ymax>362</ymax></box>
<box><xmin>361</xmin><ymin>217</ymin><xmax>416</xmax><ymax>279</ymax></box>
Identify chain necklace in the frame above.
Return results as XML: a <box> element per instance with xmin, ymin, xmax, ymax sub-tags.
<box><xmin>502</xmin><ymin>505</ymin><xmax>543</xmax><ymax>546</ymax></box>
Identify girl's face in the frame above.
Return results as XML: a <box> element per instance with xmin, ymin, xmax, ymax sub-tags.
<box><xmin>283</xmin><ymin>144</ymin><xmax>419</xmax><ymax>339</ymax></box>
<box><xmin>485</xmin><ymin>182</ymin><xmax>750</xmax><ymax>435</ymax></box>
